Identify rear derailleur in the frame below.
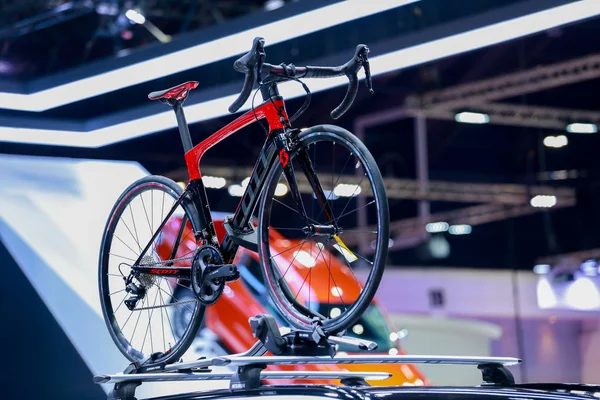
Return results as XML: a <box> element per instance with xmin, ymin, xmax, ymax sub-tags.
<box><xmin>123</xmin><ymin>274</ymin><xmax>146</xmax><ymax>311</ymax></box>
<box><xmin>191</xmin><ymin>245</ymin><xmax>239</xmax><ymax>306</ymax></box>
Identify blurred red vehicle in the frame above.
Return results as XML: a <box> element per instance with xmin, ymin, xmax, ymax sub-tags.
<box><xmin>157</xmin><ymin>212</ymin><xmax>427</xmax><ymax>386</ymax></box>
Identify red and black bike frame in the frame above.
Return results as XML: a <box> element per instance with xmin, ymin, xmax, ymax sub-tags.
<box><xmin>131</xmin><ymin>85</ymin><xmax>334</xmax><ymax>279</ymax></box>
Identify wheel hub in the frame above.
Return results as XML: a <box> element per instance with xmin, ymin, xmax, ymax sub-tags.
<box><xmin>302</xmin><ymin>224</ymin><xmax>342</xmax><ymax>236</ymax></box>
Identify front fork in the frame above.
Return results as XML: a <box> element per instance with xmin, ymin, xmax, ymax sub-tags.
<box><xmin>275</xmin><ymin>131</ymin><xmax>337</xmax><ymax>228</ymax></box>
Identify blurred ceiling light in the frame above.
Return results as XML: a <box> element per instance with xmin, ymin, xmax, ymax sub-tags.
<box><xmin>533</xmin><ymin>264</ymin><xmax>551</xmax><ymax>275</ymax></box>
<box><xmin>330</xmin><ymin>307</ymin><xmax>341</xmax><ymax>318</ymax></box>
<box><xmin>0</xmin><ymin>0</ymin><xmax>419</xmax><ymax>112</ymax></box>
<box><xmin>227</xmin><ymin>184</ymin><xmax>244</xmax><ymax>197</ymax></box>
<box><xmin>448</xmin><ymin>224</ymin><xmax>472</xmax><ymax>235</ymax></box>
<box><xmin>293</xmin><ymin>250</ymin><xmax>316</xmax><ymax>268</ymax></box>
<box><xmin>5</xmin><ymin>0</ymin><xmax>600</xmax><ymax>145</ymax></box>
<box><xmin>389</xmin><ymin>332</ymin><xmax>399</xmax><ymax>341</ymax></box>
<box><xmin>566</xmin><ymin>122</ymin><xmax>598</xmax><ymax>134</ymax></box>
<box><xmin>388</xmin><ymin>348</ymin><xmax>399</xmax><ymax>356</ymax></box>
<box><xmin>264</xmin><ymin>0</ymin><xmax>285</xmax><ymax>11</ymax></box>
<box><xmin>239</xmin><ymin>177</ymin><xmax>252</xmax><ymax>189</ymax></box>
<box><xmin>202</xmin><ymin>175</ymin><xmax>226</xmax><ymax>189</ymax></box>
<box><xmin>331</xmin><ymin>286</ymin><xmax>343</xmax><ymax>297</ymax></box>
<box><xmin>543</xmin><ymin>135</ymin><xmax>568</xmax><ymax>148</ymax></box>
<box><xmin>537</xmin><ymin>278</ymin><xmax>558</xmax><ymax>309</ymax></box>
<box><xmin>125</xmin><ymin>9</ymin><xmax>146</xmax><ymax>24</ymax></box>
<box><xmin>352</xmin><ymin>324</ymin><xmax>364</xmax><ymax>335</ymax></box>
<box><xmin>581</xmin><ymin>260</ymin><xmax>598</xmax><ymax>276</ymax></box>
<box><xmin>565</xmin><ymin>277</ymin><xmax>600</xmax><ymax>310</ymax></box>
<box><xmin>333</xmin><ymin>183</ymin><xmax>361</xmax><ymax>197</ymax></box>
<box><xmin>425</xmin><ymin>221</ymin><xmax>449</xmax><ymax>233</ymax></box>
<box><xmin>454</xmin><ymin>111</ymin><xmax>489</xmax><ymax>124</ymax></box>
<box><xmin>530</xmin><ymin>194</ymin><xmax>557</xmax><ymax>208</ymax></box>
<box><xmin>275</xmin><ymin>183</ymin><xmax>288</xmax><ymax>196</ymax></box>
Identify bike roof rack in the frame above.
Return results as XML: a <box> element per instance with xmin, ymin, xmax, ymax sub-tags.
<box><xmin>94</xmin><ymin>352</ymin><xmax>521</xmax><ymax>400</ymax></box>
<box><xmin>94</xmin><ymin>315</ymin><xmax>521</xmax><ymax>400</ymax></box>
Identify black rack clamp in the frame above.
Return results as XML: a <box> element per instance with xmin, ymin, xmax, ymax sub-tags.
<box><xmin>478</xmin><ymin>363</ymin><xmax>516</xmax><ymax>386</ymax></box>
<box><xmin>107</xmin><ymin>381</ymin><xmax>141</xmax><ymax>400</ymax></box>
<box><xmin>249</xmin><ymin>314</ymin><xmax>338</xmax><ymax>357</ymax></box>
<box><xmin>230</xmin><ymin>362</ymin><xmax>268</xmax><ymax>390</ymax></box>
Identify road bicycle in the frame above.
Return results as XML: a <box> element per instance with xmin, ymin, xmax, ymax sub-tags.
<box><xmin>98</xmin><ymin>37</ymin><xmax>389</xmax><ymax>367</ymax></box>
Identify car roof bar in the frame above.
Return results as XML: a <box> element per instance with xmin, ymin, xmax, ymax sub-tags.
<box><xmin>94</xmin><ymin>370</ymin><xmax>391</xmax><ymax>385</ymax></box>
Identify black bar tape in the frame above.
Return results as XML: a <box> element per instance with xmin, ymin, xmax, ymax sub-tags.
<box><xmin>228</xmin><ymin>69</ymin><xmax>256</xmax><ymax>113</ymax></box>
<box><xmin>331</xmin><ymin>74</ymin><xmax>358</xmax><ymax>120</ymax></box>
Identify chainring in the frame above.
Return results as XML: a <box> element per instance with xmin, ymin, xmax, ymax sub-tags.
<box><xmin>191</xmin><ymin>245</ymin><xmax>226</xmax><ymax>306</ymax></box>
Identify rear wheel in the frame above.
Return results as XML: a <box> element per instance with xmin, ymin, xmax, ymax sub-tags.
<box><xmin>98</xmin><ymin>175</ymin><xmax>204</xmax><ymax>365</ymax></box>
<box><xmin>257</xmin><ymin>125</ymin><xmax>389</xmax><ymax>334</ymax></box>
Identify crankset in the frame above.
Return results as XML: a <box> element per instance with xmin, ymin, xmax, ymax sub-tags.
<box><xmin>191</xmin><ymin>245</ymin><xmax>239</xmax><ymax>306</ymax></box>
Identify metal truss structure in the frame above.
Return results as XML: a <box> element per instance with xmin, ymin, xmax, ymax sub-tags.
<box><xmin>405</xmin><ymin>52</ymin><xmax>600</xmax><ymax>130</ymax></box>
<box><xmin>346</xmin><ymin>52</ymin><xmax>600</xmax><ymax>250</ymax></box>
<box><xmin>170</xmin><ymin>165</ymin><xmax>575</xmax><ymax>205</ymax></box>
<box><xmin>406</xmin><ymin>53</ymin><xmax>600</xmax><ymax>111</ymax></box>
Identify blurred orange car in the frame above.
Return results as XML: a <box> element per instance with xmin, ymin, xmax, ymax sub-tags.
<box><xmin>157</xmin><ymin>212</ymin><xmax>427</xmax><ymax>386</ymax></box>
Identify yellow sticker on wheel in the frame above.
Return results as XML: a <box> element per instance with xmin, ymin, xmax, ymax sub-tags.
<box><xmin>332</xmin><ymin>234</ymin><xmax>358</xmax><ymax>263</ymax></box>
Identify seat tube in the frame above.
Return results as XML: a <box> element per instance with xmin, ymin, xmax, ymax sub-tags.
<box><xmin>173</xmin><ymin>102</ymin><xmax>193</xmax><ymax>153</ymax></box>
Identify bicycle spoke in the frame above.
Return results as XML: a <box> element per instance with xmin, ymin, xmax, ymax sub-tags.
<box><xmin>159</xmin><ymin>291</ymin><xmax>167</xmax><ymax>352</ymax></box>
<box><xmin>281</xmin><ymin>238</ymin><xmax>310</xmax><ymax>280</ymax></box>
<box><xmin>273</xmin><ymin>198</ymin><xmax>319</xmax><ymax>225</ymax></box>
<box><xmin>354</xmin><ymin>251</ymin><xmax>374</xmax><ymax>266</ymax></box>
<box><xmin>141</xmin><ymin>289</ymin><xmax>159</xmax><ymax>354</ymax></box>
<box><xmin>109</xmin><ymin>288</ymin><xmax>126</xmax><ymax>296</ymax></box>
<box><xmin>158</xmin><ymin>288</ymin><xmax>177</xmax><ymax>344</ymax></box>
<box><xmin>129</xmin><ymin>295</ymin><xmax>146</xmax><ymax>344</ymax></box>
<box><xmin>109</xmin><ymin>253</ymin><xmax>137</xmax><ymax>262</ymax></box>
<box><xmin>113</xmin><ymin>295</ymin><xmax>126</xmax><ymax>314</ymax></box>
<box><xmin>128</xmin><ymin>204</ymin><xmax>141</xmax><ymax>253</ymax></box>
<box><xmin>269</xmin><ymin>239</ymin><xmax>310</xmax><ymax>259</ymax></box>
<box><xmin>157</xmin><ymin>280</ymin><xmax>196</xmax><ymax>316</ymax></box>
<box><xmin>314</xmin><ymin>152</ymin><xmax>353</xmax><ymax>223</ymax></box>
<box><xmin>139</xmin><ymin>191</ymin><xmax>153</xmax><ymax>238</ymax></box>
<box><xmin>316</xmin><ymin>244</ymin><xmax>346</xmax><ymax>305</ymax></box>
<box><xmin>113</xmin><ymin>233</ymin><xmax>140</xmax><ymax>257</ymax></box>
<box><xmin>293</xmin><ymin>241</ymin><xmax>325</xmax><ymax>302</ymax></box>
<box><xmin>337</xmin><ymin>200</ymin><xmax>376</xmax><ymax>221</ymax></box>
<box><xmin>337</xmin><ymin>174</ymin><xmax>366</xmax><ymax>219</ymax></box>
<box><xmin>119</xmin><ymin>217</ymin><xmax>143</xmax><ymax>252</ymax></box>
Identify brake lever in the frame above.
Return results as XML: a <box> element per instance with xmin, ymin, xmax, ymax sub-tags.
<box><xmin>364</xmin><ymin>59</ymin><xmax>374</xmax><ymax>94</ymax></box>
<box><xmin>256</xmin><ymin>42</ymin><xmax>266</xmax><ymax>85</ymax></box>
<box><xmin>357</xmin><ymin>45</ymin><xmax>374</xmax><ymax>94</ymax></box>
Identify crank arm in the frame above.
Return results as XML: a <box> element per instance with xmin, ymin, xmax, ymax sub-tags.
<box><xmin>205</xmin><ymin>264</ymin><xmax>239</xmax><ymax>281</ymax></box>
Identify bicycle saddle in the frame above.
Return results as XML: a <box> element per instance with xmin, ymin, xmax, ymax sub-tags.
<box><xmin>148</xmin><ymin>81</ymin><xmax>199</xmax><ymax>101</ymax></box>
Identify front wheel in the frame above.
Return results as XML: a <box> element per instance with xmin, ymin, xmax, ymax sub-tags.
<box><xmin>257</xmin><ymin>125</ymin><xmax>389</xmax><ymax>335</ymax></box>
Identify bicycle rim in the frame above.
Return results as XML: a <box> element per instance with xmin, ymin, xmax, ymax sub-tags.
<box><xmin>258</xmin><ymin>126</ymin><xmax>389</xmax><ymax>334</ymax></box>
<box><xmin>98</xmin><ymin>176</ymin><xmax>203</xmax><ymax>365</ymax></box>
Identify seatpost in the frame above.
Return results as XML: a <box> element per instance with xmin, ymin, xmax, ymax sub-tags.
<box><xmin>173</xmin><ymin>101</ymin><xmax>193</xmax><ymax>153</ymax></box>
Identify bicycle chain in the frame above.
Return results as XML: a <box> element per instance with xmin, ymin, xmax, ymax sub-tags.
<box><xmin>138</xmin><ymin>255</ymin><xmax>195</xmax><ymax>266</ymax></box>
<box><xmin>133</xmin><ymin>253</ymin><xmax>198</xmax><ymax>311</ymax></box>
<box><xmin>132</xmin><ymin>297</ymin><xmax>198</xmax><ymax>312</ymax></box>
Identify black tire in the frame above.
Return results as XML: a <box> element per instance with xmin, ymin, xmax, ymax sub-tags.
<box><xmin>98</xmin><ymin>175</ymin><xmax>204</xmax><ymax>366</ymax></box>
<box><xmin>257</xmin><ymin>125</ymin><xmax>389</xmax><ymax>334</ymax></box>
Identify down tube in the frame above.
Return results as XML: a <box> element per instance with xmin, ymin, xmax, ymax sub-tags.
<box><xmin>231</xmin><ymin>135</ymin><xmax>280</xmax><ymax>232</ymax></box>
